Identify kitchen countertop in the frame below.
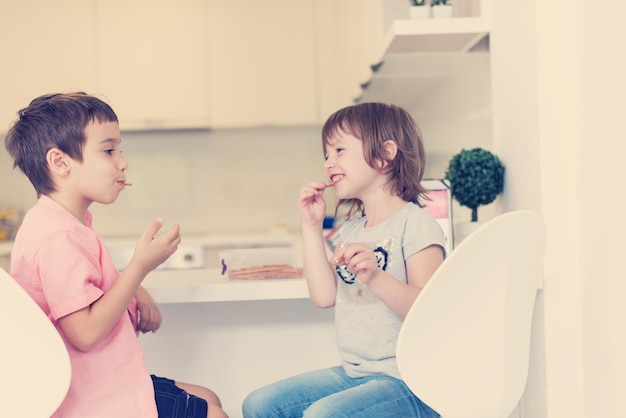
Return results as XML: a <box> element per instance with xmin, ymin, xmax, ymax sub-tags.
<box><xmin>1</xmin><ymin>233</ymin><xmax>311</xmax><ymax>303</ymax></box>
<box><xmin>143</xmin><ymin>268</ymin><xmax>309</xmax><ymax>304</ymax></box>
<box><xmin>137</xmin><ymin>232</ymin><xmax>308</xmax><ymax>303</ymax></box>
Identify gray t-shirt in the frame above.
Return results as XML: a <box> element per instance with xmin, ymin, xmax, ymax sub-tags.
<box><xmin>331</xmin><ymin>202</ymin><xmax>445</xmax><ymax>379</ymax></box>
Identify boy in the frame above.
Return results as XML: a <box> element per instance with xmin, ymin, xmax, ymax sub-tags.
<box><xmin>5</xmin><ymin>92</ymin><xmax>228</xmax><ymax>418</ymax></box>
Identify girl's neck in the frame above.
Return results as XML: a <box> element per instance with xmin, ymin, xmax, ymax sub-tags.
<box><xmin>362</xmin><ymin>194</ymin><xmax>407</xmax><ymax>228</ymax></box>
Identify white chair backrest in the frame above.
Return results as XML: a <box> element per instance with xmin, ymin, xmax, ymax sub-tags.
<box><xmin>0</xmin><ymin>267</ymin><xmax>71</xmax><ymax>417</ymax></box>
<box><xmin>397</xmin><ymin>210</ymin><xmax>546</xmax><ymax>418</ymax></box>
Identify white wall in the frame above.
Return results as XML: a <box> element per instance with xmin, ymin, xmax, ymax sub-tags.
<box><xmin>493</xmin><ymin>1</ymin><xmax>626</xmax><ymax>417</ymax></box>
<box><xmin>489</xmin><ymin>2</ymin><xmax>547</xmax><ymax>417</ymax></box>
<box><xmin>1</xmin><ymin>88</ymin><xmax>497</xmax><ymax>240</ymax></box>
<box><xmin>1</xmin><ymin>126</ymin><xmax>331</xmax><ymax>238</ymax></box>
<box><xmin>568</xmin><ymin>2</ymin><xmax>626</xmax><ymax>416</ymax></box>
<box><xmin>413</xmin><ymin>49</ymin><xmax>498</xmax><ymax>225</ymax></box>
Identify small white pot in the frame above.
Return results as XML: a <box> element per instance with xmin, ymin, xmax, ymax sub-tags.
<box><xmin>409</xmin><ymin>6</ymin><xmax>430</xmax><ymax>19</ymax></box>
<box><xmin>409</xmin><ymin>4</ymin><xmax>430</xmax><ymax>19</ymax></box>
<box><xmin>432</xmin><ymin>4</ymin><xmax>453</xmax><ymax>18</ymax></box>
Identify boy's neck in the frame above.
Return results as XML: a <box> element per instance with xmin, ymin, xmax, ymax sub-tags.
<box><xmin>45</xmin><ymin>191</ymin><xmax>90</xmax><ymax>225</ymax></box>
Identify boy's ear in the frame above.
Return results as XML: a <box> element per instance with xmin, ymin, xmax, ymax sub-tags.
<box><xmin>46</xmin><ymin>148</ymin><xmax>70</xmax><ymax>177</ymax></box>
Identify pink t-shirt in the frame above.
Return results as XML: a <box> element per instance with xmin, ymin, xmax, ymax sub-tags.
<box><xmin>10</xmin><ymin>196</ymin><xmax>157</xmax><ymax>418</ymax></box>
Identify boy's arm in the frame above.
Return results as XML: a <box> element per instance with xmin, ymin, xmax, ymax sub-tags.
<box><xmin>58</xmin><ymin>219</ymin><xmax>179</xmax><ymax>351</ymax></box>
<box><xmin>135</xmin><ymin>285</ymin><xmax>162</xmax><ymax>333</ymax></box>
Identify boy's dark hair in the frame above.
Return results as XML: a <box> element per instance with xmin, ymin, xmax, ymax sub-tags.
<box><xmin>5</xmin><ymin>92</ymin><xmax>118</xmax><ymax>196</ymax></box>
<box><xmin>322</xmin><ymin>102</ymin><xmax>429</xmax><ymax>219</ymax></box>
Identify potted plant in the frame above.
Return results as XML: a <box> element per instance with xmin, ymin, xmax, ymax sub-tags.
<box><xmin>431</xmin><ymin>0</ymin><xmax>453</xmax><ymax>18</ymax></box>
<box><xmin>408</xmin><ymin>0</ymin><xmax>430</xmax><ymax>19</ymax></box>
<box><xmin>445</xmin><ymin>147</ymin><xmax>505</xmax><ymax>225</ymax></box>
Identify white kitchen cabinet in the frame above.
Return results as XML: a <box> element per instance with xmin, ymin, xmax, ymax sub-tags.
<box><xmin>94</xmin><ymin>0</ymin><xmax>210</xmax><ymax>131</ymax></box>
<box><xmin>206</xmin><ymin>0</ymin><xmax>386</xmax><ymax>127</ymax></box>
<box><xmin>0</xmin><ymin>1</ymin><xmax>209</xmax><ymax>133</ymax></box>
<box><xmin>0</xmin><ymin>0</ymin><xmax>492</xmax><ymax>133</ymax></box>
<box><xmin>316</xmin><ymin>0</ymin><xmax>387</xmax><ymax>122</ymax></box>
<box><xmin>206</xmin><ymin>0</ymin><xmax>318</xmax><ymax>128</ymax></box>
<box><xmin>0</xmin><ymin>1</ymin><xmax>97</xmax><ymax>133</ymax></box>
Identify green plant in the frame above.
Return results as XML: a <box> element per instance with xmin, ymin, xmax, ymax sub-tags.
<box><xmin>445</xmin><ymin>148</ymin><xmax>505</xmax><ymax>222</ymax></box>
<box><xmin>409</xmin><ymin>0</ymin><xmax>451</xmax><ymax>6</ymax></box>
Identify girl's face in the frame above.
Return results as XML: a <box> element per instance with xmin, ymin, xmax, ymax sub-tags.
<box><xmin>70</xmin><ymin>120</ymin><xmax>128</xmax><ymax>206</ymax></box>
<box><xmin>323</xmin><ymin>132</ymin><xmax>380</xmax><ymax>200</ymax></box>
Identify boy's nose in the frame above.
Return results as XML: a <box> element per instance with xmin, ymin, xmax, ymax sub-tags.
<box><xmin>119</xmin><ymin>156</ymin><xmax>128</xmax><ymax>170</ymax></box>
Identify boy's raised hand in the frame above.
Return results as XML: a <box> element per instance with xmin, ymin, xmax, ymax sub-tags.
<box><xmin>132</xmin><ymin>217</ymin><xmax>181</xmax><ymax>274</ymax></box>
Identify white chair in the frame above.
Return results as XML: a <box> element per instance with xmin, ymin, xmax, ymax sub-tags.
<box><xmin>397</xmin><ymin>210</ymin><xmax>546</xmax><ymax>418</ymax></box>
<box><xmin>0</xmin><ymin>267</ymin><xmax>71</xmax><ymax>417</ymax></box>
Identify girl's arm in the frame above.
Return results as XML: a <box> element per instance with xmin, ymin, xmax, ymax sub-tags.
<box><xmin>297</xmin><ymin>182</ymin><xmax>338</xmax><ymax>308</ymax></box>
<box><xmin>58</xmin><ymin>218</ymin><xmax>179</xmax><ymax>352</ymax></box>
<box><xmin>301</xmin><ymin>224</ymin><xmax>337</xmax><ymax>308</ymax></box>
<box><xmin>335</xmin><ymin>243</ymin><xmax>443</xmax><ymax>318</ymax></box>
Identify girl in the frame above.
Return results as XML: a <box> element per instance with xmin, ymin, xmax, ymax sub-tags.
<box><xmin>242</xmin><ymin>102</ymin><xmax>445</xmax><ymax>417</ymax></box>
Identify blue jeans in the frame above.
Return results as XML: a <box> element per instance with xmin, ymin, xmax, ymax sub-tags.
<box><xmin>242</xmin><ymin>366</ymin><xmax>439</xmax><ymax>418</ymax></box>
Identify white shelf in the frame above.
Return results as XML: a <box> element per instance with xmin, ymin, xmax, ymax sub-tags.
<box><xmin>378</xmin><ymin>17</ymin><xmax>490</xmax><ymax>58</ymax></box>
<box><xmin>356</xmin><ymin>16</ymin><xmax>490</xmax><ymax>107</ymax></box>
<box><xmin>143</xmin><ymin>268</ymin><xmax>309</xmax><ymax>304</ymax></box>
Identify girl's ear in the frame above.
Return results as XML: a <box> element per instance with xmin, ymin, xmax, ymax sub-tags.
<box><xmin>378</xmin><ymin>140</ymin><xmax>398</xmax><ymax>170</ymax></box>
<box><xmin>383</xmin><ymin>140</ymin><xmax>398</xmax><ymax>160</ymax></box>
<box><xmin>46</xmin><ymin>148</ymin><xmax>70</xmax><ymax>177</ymax></box>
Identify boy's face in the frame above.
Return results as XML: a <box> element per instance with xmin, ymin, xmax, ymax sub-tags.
<box><xmin>70</xmin><ymin>120</ymin><xmax>128</xmax><ymax>206</ymax></box>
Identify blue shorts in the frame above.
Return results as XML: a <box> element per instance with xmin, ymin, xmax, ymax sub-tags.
<box><xmin>151</xmin><ymin>375</ymin><xmax>208</xmax><ymax>418</ymax></box>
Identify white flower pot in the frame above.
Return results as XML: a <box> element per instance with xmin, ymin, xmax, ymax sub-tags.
<box><xmin>432</xmin><ymin>4</ymin><xmax>453</xmax><ymax>18</ymax></box>
<box><xmin>409</xmin><ymin>6</ymin><xmax>430</xmax><ymax>19</ymax></box>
